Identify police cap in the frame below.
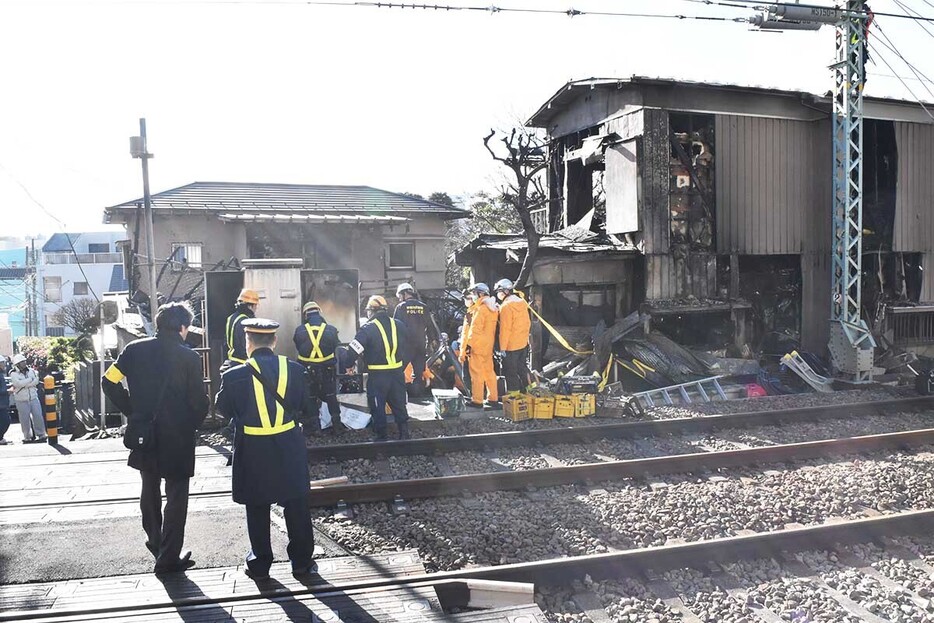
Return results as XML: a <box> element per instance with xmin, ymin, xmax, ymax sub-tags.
<box><xmin>241</xmin><ymin>318</ymin><xmax>279</xmax><ymax>334</ymax></box>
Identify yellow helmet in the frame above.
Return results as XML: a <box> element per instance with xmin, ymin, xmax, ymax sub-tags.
<box><xmin>365</xmin><ymin>295</ymin><xmax>388</xmax><ymax>311</ymax></box>
<box><xmin>237</xmin><ymin>288</ymin><xmax>260</xmax><ymax>305</ymax></box>
<box><xmin>302</xmin><ymin>301</ymin><xmax>321</xmax><ymax>314</ymax></box>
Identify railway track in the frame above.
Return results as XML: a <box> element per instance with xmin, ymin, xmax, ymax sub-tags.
<box><xmin>5</xmin><ymin>423</ymin><xmax>933</xmax><ymax>513</ymax></box>
<box><xmin>6</xmin><ymin>396</ymin><xmax>934</xmax><ymax>621</ymax></box>
<box><xmin>6</xmin><ymin>509</ymin><xmax>934</xmax><ymax>621</ymax></box>
<box><xmin>307</xmin><ymin>395</ymin><xmax>934</xmax><ymax>461</ymax></box>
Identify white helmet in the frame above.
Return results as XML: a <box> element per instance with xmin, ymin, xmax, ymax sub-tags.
<box><xmin>11</xmin><ymin>353</ymin><xmax>27</xmax><ymax>366</ymax></box>
<box><xmin>494</xmin><ymin>278</ymin><xmax>515</xmax><ymax>294</ymax></box>
<box><xmin>396</xmin><ymin>282</ymin><xmax>415</xmax><ymax>298</ymax></box>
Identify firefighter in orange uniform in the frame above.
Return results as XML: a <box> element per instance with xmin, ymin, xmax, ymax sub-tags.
<box><xmin>463</xmin><ymin>283</ymin><xmax>499</xmax><ymax>408</ymax></box>
<box><xmin>494</xmin><ymin>279</ymin><xmax>532</xmax><ymax>393</ymax></box>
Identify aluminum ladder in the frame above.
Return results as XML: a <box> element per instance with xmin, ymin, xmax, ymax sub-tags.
<box><xmin>632</xmin><ymin>375</ymin><xmax>728</xmax><ymax>408</ymax></box>
<box><xmin>780</xmin><ymin>351</ymin><xmax>834</xmax><ymax>393</ymax></box>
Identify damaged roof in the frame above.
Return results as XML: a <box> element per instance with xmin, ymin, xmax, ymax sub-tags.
<box><xmin>105</xmin><ymin>182</ymin><xmax>468</xmax><ymax>221</ymax></box>
<box><xmin>456</xmin><ymin>223</ymin><xmax>637</xmax><ymax>264</ymax></box>
<box><xmin>528</xmin><ymin>75</ymin><xmax>934</xmax><ymax>129</ymax></box>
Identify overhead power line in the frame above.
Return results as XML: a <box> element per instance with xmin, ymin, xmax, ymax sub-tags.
<box><xmin>0</xmin><ymin>164</ymin><xmax>101</xmax><ymax>303</ymax></box>
<box><xmin>868</xmin><ymin>41</ymin><xmax>934</xmax><ymax>121</ymax></box>
<box><xmin>871</xmin><ymin>21</ymin><xmax>934</xmax><ymax>101</ymax></box>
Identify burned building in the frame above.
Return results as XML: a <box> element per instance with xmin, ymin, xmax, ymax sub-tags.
<box><xmin>461</xmin><ymin>77</ymin><xmax>934</xmax><ymax>356</ymax></box>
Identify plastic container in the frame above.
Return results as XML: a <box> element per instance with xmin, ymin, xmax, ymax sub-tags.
<box><xmin>503</xmin><ymin>394</ymin><xmax>531</xmax><ymax>422</ymax></box>
<box><xmin>554</xmin><ymin>396</ymin><xmax>575</xmax><ymax>418</ymax></box>
<box><xmin>532</xmin><ymin>396</ymin><xmax>555</xmax><ymax>420</ymax></box>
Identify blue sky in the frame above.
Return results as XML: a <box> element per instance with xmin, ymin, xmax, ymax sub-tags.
<box><xmin>0</xmin><ymin>0</ymin><xmax>931</xmax><ymax>237</ymax></box>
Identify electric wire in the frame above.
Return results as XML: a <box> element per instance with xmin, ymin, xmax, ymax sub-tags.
<box><xmin>0</xmin><ymin>164</ymin><xmax>101</xmax><ymax>303</ymax></box>
<box><xmin>871</xmin><ymin>21</ymin><xmax>934</xmax><ymax>99</ymax></box>
<box><xmin>867</xmin><ymin>40</ymin><xmax>934</xmax><ymax>120</ymax></box>
<box><xmin>891</xmin><ymin>0</ymin><xmax>934</xmax><ymax>40</ymax></box>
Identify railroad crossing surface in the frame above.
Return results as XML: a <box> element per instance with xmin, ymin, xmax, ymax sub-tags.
<box><xmin>0</xmin><ymin>427</ymin><xmax>287</xmax><ymax>585</ymax></box>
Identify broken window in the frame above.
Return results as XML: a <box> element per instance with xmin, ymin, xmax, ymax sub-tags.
<box><xmin>669</xmin><ymin>113</ymin><xmax>715</xmax><ymax>251</ymax></box>
<box><xmin>542</xmin><ymin>284</ymin><xmax>616</xmax><ymax>327</ymax></box>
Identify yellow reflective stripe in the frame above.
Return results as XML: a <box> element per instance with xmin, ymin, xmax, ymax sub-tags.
<box><xmin>227</xmin><ymin>314</ymin><xmax>247</xmax><ymax>359</ymax></box>
<box><xmin>275</xmin><ymin>356</ymin><xmax>287</xmax><ymax>428</ymax></box>
<box><xmin>103</xmin><ymin>364</ymin><xmax>125</xmax><ymax>383</ymax></box>
<box><xmin>244</xmin><ymin>420</ymin><xmax>295</xmax><ymax>436</ymax></box>
<box><xmin>246</xmin><ymin>356</ymin><xmax>289</xmax><ymax>432</ymax></box>
<box><xmin>299</xmin><ymin>324</ymin><xmax>336</xmax><ymax>363</ymax></box>
<box><xmin>369</xmin><ymin>319</ymin><xmax>402</xmax><ymax>370</ymax></box>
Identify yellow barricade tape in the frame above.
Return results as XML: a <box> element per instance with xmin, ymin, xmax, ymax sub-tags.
<box><xmin>598</xmin><ymin>355</ymin><xmax>614</xmax><ymax>391</ymax></box>
<box><xmin>525</xmin><ymin>303</ymin><xmax>594</xmax><ymax>357</ymax></box>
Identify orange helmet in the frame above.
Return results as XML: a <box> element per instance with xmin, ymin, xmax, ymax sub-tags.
<box><xmin>365</xmin><ymin>295</ymin><xmax>388</xmax><ymax>311</ymax></box>
<box><xmin>237</xmin><ymin>289</ymin><xmax>260</xmax><ymax>305</ymax></box>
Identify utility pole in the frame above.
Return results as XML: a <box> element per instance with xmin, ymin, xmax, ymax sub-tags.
<box><xmin>747</xmin><ymin>1</ymin><xmax>874</xmax><ymax>382</ymax></box>
<box><xmin>130</xmin><ymin>119</ymin><xmax>159</xmax><ymax>329</ymax></box>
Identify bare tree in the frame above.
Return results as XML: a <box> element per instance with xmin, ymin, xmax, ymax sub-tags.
<box><xmin>482</xmin><ymin>128</ymin><xmax>548</xmax><ymax>289</ymax></box>
<box><xmin>51</xmin><ymin>298</ymin><xmax>99</xmax><ymax>335</ymax></box>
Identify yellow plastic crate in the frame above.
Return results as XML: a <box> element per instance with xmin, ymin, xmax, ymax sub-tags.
<box><xmin>554</xmin><ymin>396</ymin><xmax>575</xmax><ymax>418</ymax></box>
<box><xmin>503</xmin><ymin>394</ymin><xmax>531</xmax><ymax>422</ymax></box>
<box><xmin>572</xmin><ymin>393</ymin><xmax>596</xmax><ymax>417</ymax></box>
<box><xmin>532</xmin><ymin>396</ymin><xmax>555</xmax><ymax>420</ymax></box>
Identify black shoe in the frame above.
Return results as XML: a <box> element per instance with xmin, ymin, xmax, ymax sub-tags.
<box><xmin>373</xmin><ymin>434</ymin><xmax>388</xmax><ymax>442</ymax></box>
<box><xmin>154</xmin><ymin>555</ymin><xmax>195</xmax><ymax>575</ymax></box>
<box><xmin>398</xmin><ymin>430</ymin><xmax>411</xmax><ymax>441</ymax></box>
<box><xmin>292</xmin><ymin>561</ymin><xmax>319</xmax><ymax>580</ymax></box>
<box><xmin>467</xmin><ymin>401</ymin><xmax>484</xmax><ymax>409</ymax></box>
<box><xmin>244</xmin><ymin>567</ymin><xmax>271</xmax><ymax>581</ymax></box>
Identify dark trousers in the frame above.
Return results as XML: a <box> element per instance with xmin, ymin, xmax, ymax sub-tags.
<box><xmin>503</xmin><ymin>348</ymin><xmax>531</xmax><ymax>393</ymax></box>
<box><xmin>245</xmin><ymin>497</ymin><xmax>314</xmax><ymax>574</ymax></box>
<box><xmin>0</xmin><ymin>404</ymin><xmax>9</xmax><ymax>440</ymax></box>
<box><xmin>140</xmin><ymin>471</ymin><xmax>190</xmax><ymax>570</ymax></box>
<box><xmin>305</xmin><ymin>364</ymin><xmax>341</xmax><ymax>427</ymax></box>
<box><xmin>367</xmin><ymin>370</ymin><xmax>409</xmax><ymax>439</ymax></box>
<box><xmin>406</xmin><ymin>347</ymin><xmax>427</xmax><ymax>399</ymax></box>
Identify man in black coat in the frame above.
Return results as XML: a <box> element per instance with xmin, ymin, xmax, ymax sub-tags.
<box><xmin>393</xmin><ymin>283</ymin><xmax>431</xmax><ymax>400</ymax></box>
<box><xmin>215</xmin><ymin>318</ymin><xmax>316</xmax><ymax>581</ymax></box>
<box><xmin>103</xmin><ymin>302</ymin><xmax>209</xmax><ymax>574</ymax></box>
<box><xmin>292</xmin><ymin>301</ymin><xmax>341</xmax><ymax>431</ymax></box>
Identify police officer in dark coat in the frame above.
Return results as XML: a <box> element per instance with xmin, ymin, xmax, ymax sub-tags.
<box><xmin>293</xmin><ymin>301</ymin><xmax>341</xmax><ymax>431</ymax></box>
<box><xmin>393</xmin><ymin>283</ymin><xmax>431</xmax><ymax>400</ymax></box>
<box><xmin>350</xmin><ymin>295</ymin><xmax>410</xmax><ymax>441</ymax></box>
<box><xmin>215</xmin><ymin>318</ymin><xmax>317</xmax><ymax>581</ymax></box>
<box><xmin>220</xmin><ymin>288</ymin><xmax>259</xmax><ymax>373</ymax></box>
<box><xmin>102</xmin><ymin>302</ymin><xmax>209</xmax><ymax>574</ymax></box>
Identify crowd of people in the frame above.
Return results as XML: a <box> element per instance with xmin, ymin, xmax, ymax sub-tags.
<box><xmin>87</xmin><ymin>277</ymin><xmax>534</xmax><ymax>579</ymax></box>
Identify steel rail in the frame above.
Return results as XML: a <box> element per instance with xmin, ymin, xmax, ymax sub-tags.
<box><xmin>7</xmin><ymin>422</ymin><xmax>933</xmax><ymax>512</ymax></box>
<box><xmin>308</xmin><ymin>395</ymin><xmax>934</xmax><ymax>461</ymax></box>
<box><xmin>9</xmin><ymin>508</ymin><xmax>934</xmax><ymax>622</ymax></box>
<box><xmin>308</xmin><ymin>427</ymin><xmax>934</xmax><ymax>506</ymax></box>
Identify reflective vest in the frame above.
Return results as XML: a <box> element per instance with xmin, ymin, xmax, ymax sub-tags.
<box><xmin>298</xmin><ymin>323</ymin><xmax>334</xmax><ymax>364</ymax></box>
<box><xmin>226</xmin><ymin>313</ymin><xmax>248</xmax><ymax>363</ymax></box>
<box><xmin>244</xmin><ymin>356</ymin><xmax>296</xmax><ymax>436</ymax></box>
<box><xmin>369</xmin><ymin>318</ymin><xmax>403</xmax><ymax>371</ymax></box>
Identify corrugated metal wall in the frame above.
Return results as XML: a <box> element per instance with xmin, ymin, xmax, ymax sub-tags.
<box><xmin>894</xmin><ymin>122</ymin><xmax>934</xmax><ymax>253</ymax></box>
<box><xmin>715</xmin><ymin>115</ymin><xmax>816</xmax><ymax>254</ymax></box>
<box><xmin>645</xmin><ymin>254</ymin><xmax>718</xmax><ymax>300</ymax></box>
